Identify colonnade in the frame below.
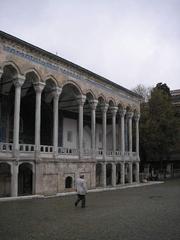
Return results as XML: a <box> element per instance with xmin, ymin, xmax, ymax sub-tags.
<box><xmin>98</xmin><ymin>161</ymin><xmax>139</xmax><ymax>187</ymax></box>
<box><xmin>0</xmin><ymin>72</ymin><xmax>140</xmax><ymax>159</ymax></box>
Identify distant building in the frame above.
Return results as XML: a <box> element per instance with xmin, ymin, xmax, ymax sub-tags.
<box><xmin>0</xmin><ymin>31</ymin><xmax>141</xmax><ymax>197</ymax></box>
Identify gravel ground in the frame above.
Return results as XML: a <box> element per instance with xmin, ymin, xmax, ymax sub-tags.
<box><xmin>0</xmin><ymin>179</ymin><xmax>180</xmax><ymax>240</ymax></box>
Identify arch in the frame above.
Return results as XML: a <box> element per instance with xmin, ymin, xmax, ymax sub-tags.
<box><xmin>126</xmin><ymin>105</ymin><xmax>133</xmax><ymax>112</ymax></box>
<box><xmin>106</xmin><ymin>163</ymin><xmax>112</xmax><ymax>186</ymax></box>
<box><xmin>25</xmin><ymin>68</ymin><xmax>41</xmax><ymax>83</ymax></box>
<box><xmin>44</xmin><ymin>75</ymin><xmax>58</xmax><ymax>87</ymax></box>
<box><xmin>62</xmin><ymin>81</ymin><xmax>83</xmax><ymax>96</ymax></box>
<box><xmin>97</xmin><ymin>95</ymin><xmax>106</xmax><ymax>104</ymax></box>
<box><xmin>96</xmin><ymin>163</ymin><xmax>102</xmax><ymax>187</ymax></box>
<box><xmin>2</xmin><ymin>61</ymin><xmax>21</xmax><ymax>76</ymax></box>
<box><xmin>65</xmin><ymin>176</ymin><xmax>73</xmax><ymax>188</ymax></box>
<box><xmin>18</xmin><ymin>162</ymin><xmax>33</xmax><ymax>195</ymax></box>
<box><xmin>125</xmin><ymin>163</ymin><xmax>129</xmax><ymax>183</ymax></box>
<box><xmin>117</xmin><ymin>102</ymin><xmax>125</xmax><ymax>110</ymax></box>
<box><xmin>116</xmin><ymin>163</ymin><xmax>121</xmax><ymax>185</ymax></box>
<box><xmin>85</xmin><ymin>90</ymin><xmax>96</xmax><ymax>100</ymax></box>
<box><xmin>108</xmin><ymin>98</ymin><xmax>116</xmax><ymax>107</ymax></box>
<box><xmin>0</xmin><ymin>162</ymin><xmax>11</xmax><ymax>197</ymax></box>
<box><xmin>132</xmin><ymin>162</ymin><xmax>137</xmax><ymax>182</ymax></box>
<box><xmin>42</xmin><ymin>78</ymin><xmax>58</xmax><ymax>103</ymax></box>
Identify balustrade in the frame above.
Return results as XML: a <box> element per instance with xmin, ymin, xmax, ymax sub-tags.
<box><xmin>40</xmin><ymin>145</ymin><xmax>53</xmax><ymax>153</ymax></box>
<box><xmin>0</xmin><ymin>141</ymin><xmax>136</xmax><ymax>160</ymax></box>
<box><xmin>0</xmin><ymin>143</ymin><xmax>13</xmax><ymax>152</ymax></box>
<box><xmin>19</xmin><ymin>144</ymin><xmax>35</xmax><ymax>152</ymax></box>
<box><xmin>58</xmin><ymin>147</ymin><xmax>78</xmax><ymax>155</ymax></box>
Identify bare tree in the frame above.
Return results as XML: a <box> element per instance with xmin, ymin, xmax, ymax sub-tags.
<box><xmin>132</xmin><ymin>84</ymin><xmax>152</xmax><ymax>102</ymax></box>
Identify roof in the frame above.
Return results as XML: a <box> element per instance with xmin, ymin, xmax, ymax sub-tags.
<box><xmin>0</xmin><ymin>30</ymin><xmax>142</xmax><ymax>100</ymax></box>
<box><xmin>171</xmin><ymin>89</ymin><xmax>180</xmax><ymax>96</ymax></box>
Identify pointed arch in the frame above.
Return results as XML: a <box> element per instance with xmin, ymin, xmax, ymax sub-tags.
<box><xmin>97</xmin><ymin>94</ymin><xmax>106</xmax><ymax>104</ymax></box>
<box><xmin>85</xmin><ymin>89</ymin><xmax>96</xmax><ymax>100</ymax></box>
<box><xmin>108</xmin><ymin>98</ymin><xmax>116</xmax><ymax>107</ymax></box>
<box><xmin>44</xmin><ymin>75</ymin><xmax>58</xmax><ymax>87</ymax></box>
<box><xmin>24</xmin><ymin>68</ymin><xmax>41</xmax><ymax>83</ymax></box>
<box><xmin>2</xmin><ymin>61</ymin><xmax>21</xmax><ymax>76</ymax></box>
<box><xmin>62</xmin><ymin>80</ymin><xmax>83</xmax><ymax>96</ymax></box>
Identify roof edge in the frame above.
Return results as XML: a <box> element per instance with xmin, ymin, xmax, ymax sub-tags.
<box><xmin>0</xmin><ymin>30</ymin><xmax>142</xmax><ymax>100</ymax></box>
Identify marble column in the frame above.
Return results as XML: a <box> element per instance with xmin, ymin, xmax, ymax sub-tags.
<box><xmin>101</xmin><ymin>104</ymin><xmax>109</xmax><ymax>160</ymax></box>
<box><xmin>119</xmin><ymin>109</ymin><xmax>126</xmax><ymax>156</ymax></box>
<box><xmin>129</xmin><ymin>162</ymin><xmax>133</xmax><ymax>184</ymax></box>
<box><xmin>102</xmin><ymin>162</ymin><xmax>106</xmax><ymax>187</ymax></box>
<box><xmin>135</xmin><ymin>113</ymin><xmax>140</xmax><ymax>157</ymax></box>
<box><xmin>13</xmin><ymin>75</ymin><xmax>25</xmax><ymax>157</ymax></box>
<box><xmin>112</xmin><ymin>162</ymin><xmax>116</xmax><ymax>187</ymax></box>
<box><xmin>52</xmin><ymin>87</ymin><xmax>62</xmax><ymax>156</ymax></box>
<box><xmin>34</xmin><ymin>82</ymin><xmax>45</xmax><ymax>157</ymax></box>
<box><xmin>89</xmin><ymin>100</ymin><xmax>98</xmax><ymax>159</ymax></box>
<box><xmin>11</xmin><ymin>161</ymin><xmax>19</xmax><ymax>197</ymax></box>
<box><xmin>127</xmin><ymin>112</ymin><xmax>134</xmax><ymax>156</ymax></box>
<box><xmin>77</xmin><ymin>95</ymin><xmax>86</xmax><ymax>159</ymax></box>
<box><xmin>120</xmin><ymin>162</ymin><xmax>125</xmax><ymax>184</ymax></box>
<box><xmin>111</xmin><ymin>107</ymin><xmax>118</xmax><ymax>159</ymax></box>
<box><xmin>135</xmin><ymin>162</ymin><xmax>140</xmax><ymax>183</ymax></box>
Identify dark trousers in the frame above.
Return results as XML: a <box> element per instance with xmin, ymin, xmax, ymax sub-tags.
<box><xmin>75</xmin><ymin>194</ymin><xmax>86</xmax><ymax>208</ymax></box>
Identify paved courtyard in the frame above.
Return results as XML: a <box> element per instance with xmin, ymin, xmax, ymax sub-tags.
<box><xmin>0</xmin><ymin>179</ymin><xmax>180</xmax><ymax>240</ymax></box>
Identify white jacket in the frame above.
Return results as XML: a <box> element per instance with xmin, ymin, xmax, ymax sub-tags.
<box><xmin>76</xmin><ymin>177</ymin><xmax>87</xmax><ymax>195</ymax></box>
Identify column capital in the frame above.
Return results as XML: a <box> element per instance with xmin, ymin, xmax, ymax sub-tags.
<box><xmin>119</xmin><ymin>109</ymin><xmax>126</xmax><ymax>117</ymax></box>
<box><xmin>89</xmin><ymin>99</ymin><xmax>98</xmax><ymax>110</ymax></box>
<box><xmin>76</xmin><ymin>95</ymin><xmax>86</xmax><ymax>106</ymax></box>
<box><xmin>13</xmin><ymin>74</ymin><xmax>25</xmax><ymax>88</ymax></box>
<box><xmin>110</xmin><ymin>106</ymin><xmax>118</xmax><ymax>116</ymax></box>
<box><xmin>34</xmin><ymin>82</ymin><xmax>45</xmax><ymax>93</ymax></box>
<box><xmin>134</xmin><ymin>113</ymin><xmax>140</xmax><ymax>121</ymax></box>
<box><xmin>127</xmin><ymin>111</ymin><xmax>134</xmax><ymax>119</ymax></box>
<box><xmin>100</xmin><ymin>103</ymin><xmax>109</xmax><ymax>113</ymax></box>
<box><xmin>52</xmin><ymin>87</ymin><xmax>62</xmax><ymax>100</ymax></box>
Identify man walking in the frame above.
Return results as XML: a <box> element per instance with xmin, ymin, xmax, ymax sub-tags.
<box><xmin>75</xmin><ymin>175</ymin><xmax>87</xmax><ymax>208</ymax></box>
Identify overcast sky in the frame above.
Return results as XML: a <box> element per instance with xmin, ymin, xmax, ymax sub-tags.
<box><xmin>1</xmin><ymin>0</ymin><xmax>180</xmax><ymax>91</ymax></box>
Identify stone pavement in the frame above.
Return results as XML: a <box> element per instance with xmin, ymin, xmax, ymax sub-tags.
<box><xmin>0</xmin><ymin>179</ymin><xmax>180</xmax><ymax>240</ymax></box>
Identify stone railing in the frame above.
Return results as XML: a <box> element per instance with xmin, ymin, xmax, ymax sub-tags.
<box><xmin>0</xmin><ymin>142</ymin><xmax>137</xmax><ymax>160</ymax></box>
<box><xmin>19</xmin><ymin>144</ymin><xmax>35</xmax><ymax>152</ymax></box>
<box><xmin>40</xmin><ymin>145</ymin><xmax>53</xmax><ymax>153</ymax></box>
<box><xmin>124</xmin><ymin>151</ymin><xmax>130</xmax><ymax>156</ymax></box>
<box><xmin>106</xmin><ymin>150</ymin><xmax>113</xmax><ymax>156</ymax></box>
<box><xmin>58</xmin><ymin>147</ymin><xmax>78</xmax><ymax>155</ymax></box>
<box><xmin>0</xmin><ymin>143</ymin><xmax>13</xmax><ymax>152</ymax></box>
<box><xmin>97</xmin><ymin>149</ymin><xmax>103</xmax><ymax>155</ymax></box>
<box><xmin>115</xmin><ymin>151</ymin><xmax>122</xmax><ymax>156</ymax></box>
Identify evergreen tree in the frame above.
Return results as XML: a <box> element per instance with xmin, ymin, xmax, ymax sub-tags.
<box><xmin>138</xmin><ymin>83</ymin><xmax>178</xmax><ymax>171</ymax></box>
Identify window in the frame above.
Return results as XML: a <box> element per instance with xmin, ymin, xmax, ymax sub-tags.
<box><xmin>65</xmin><ymin>176</ymin><xmax>73</xmax><ymax>188</ymax></box>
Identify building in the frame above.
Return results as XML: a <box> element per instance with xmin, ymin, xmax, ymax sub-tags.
<box><xmin>0</xmin><ymin>31</ymin><xmax>141</xmax><ymax>197</ymax></box>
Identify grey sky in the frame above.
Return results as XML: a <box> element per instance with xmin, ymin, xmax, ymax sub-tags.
<box><xmin>1</xmin><ymin>0</ymin><xmax>180</xmax><ymax>90</ymax></box>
